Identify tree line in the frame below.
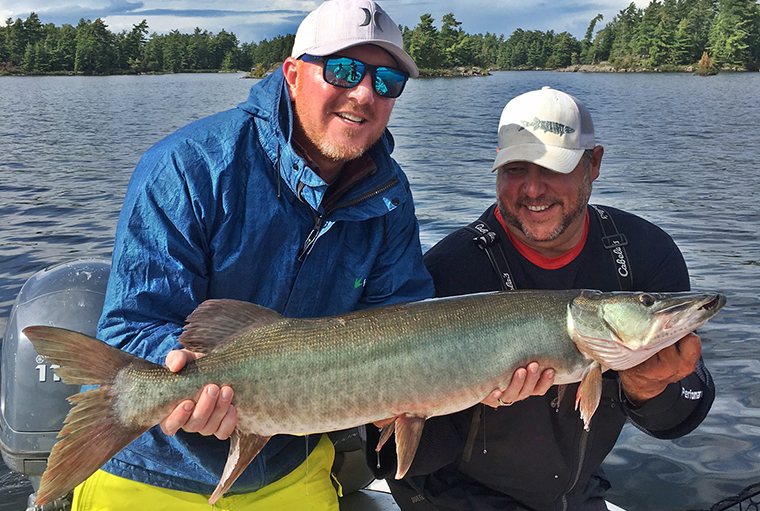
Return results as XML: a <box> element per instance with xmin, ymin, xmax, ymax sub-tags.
<box><xmin>2</xmin><ymin>0</ymin><xmax>759</xmax><ymax>75</ymax></box>
<box><xmin>0</xmin><ymin>13</ymin><xmax>294</xmax><ymax>74</ymax></box>
<box><xmin>403</xmin><ymin>0</ymin><xmax>759</xmax><ymax>71</ymax></box>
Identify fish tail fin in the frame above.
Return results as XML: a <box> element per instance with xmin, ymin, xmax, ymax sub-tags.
<box><xmin>22</xmin><ymin>326</ymin><xmax>153</xmax><ymax>505</ymax></box>
<box><xmin>36</xmin><ymin>388</ymin><xmax>150</xmax><ymax>505</ymax></box>
<box><xmin>22</xmin><ymin>325</ymin><xmax>141</xmax><ymax>385</ymax></box>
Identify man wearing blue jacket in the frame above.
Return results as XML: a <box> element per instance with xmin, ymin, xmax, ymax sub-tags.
<box><xmin>79</xmin><ymin>0</ymin><xmax>434</xmax><ymax>509</ymax></box>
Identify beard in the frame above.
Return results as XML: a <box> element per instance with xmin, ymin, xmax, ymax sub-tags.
<box><xmin>292</xmin><ymin>94</ymin><xmax>386</xmax><ymax>165</ymax></box>
<box><xmin>497</xmin><ymin>169</ymin><xmax>593</xmax><ymax>243</ymax></box>
<box><xmin>308</xmin><ymin>123</ymin><xmax>379</xmax><ymax>163</ymax></box>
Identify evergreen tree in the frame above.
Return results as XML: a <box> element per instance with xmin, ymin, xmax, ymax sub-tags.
<box><xmin>581</xmin><ymin>14</ymin><xmax>604</xmax><ymax>63</ymax></box>
<box><xmin>6</xmin><ymin>17</ymin><xmax>27</xmax><ymax>65</ymax></box>
<box><xmin>612</xmin><ymin>3</ymin><xmax>644</xmax><ymax>58</ymax></box>
<box><xmin>143</xmin><ymin>32</ymin><xmax>164</xmax><ymax>71</ymax></box>
<box><xmin>649</xmin><ymin>0</ymin><xmax>679</xmax><ymax>65</ymax></box>
<box><xmin>188</xmin><ymin>28</ymin><xmax>211</xmax><ymax>70</ymax></box>
<box><xmin>680</xmin><ymin>0</ymin><xmax>717</xmax><ymax>62</ymax></box>
<box><xmin>53</xmin><ymin>24</ymin><xmax>77</xmax><ymax>71</ymax></box>
<box><xmin>122</xmin><ymin>20</ymin><xmax>149</xmax><ymax>71</ymax></box>
<box><xmin>74</xmin><ymin>18</ymin><xmax>115</xmax><ymax>74</ymax></box>
<box><xmin>709</xmin><ymin>0</ymin><xmax>758</xmax><ymax>67</ymax></box>
<box><xmin>0</xmin><ymin>22</ymin><xmax>7</xmax><ymax>64</ymax></box>
<box><xmin>209</xmin><ymin>29</ymin><xmax>239</xmax><ymax>69</ymax></box>
<box><xmin>407</xmin><ymin>14</ymin><xmax>444</xmax><ymax>69</ymax></box>
<box><xmin>591</xmin><ymin>23</ymin><xmax>616</xmax><ymax>62</ymax></box>
<box><xmin>162</xmin><ymin>30</ymin><xmax>187</xmax><ymax>72</ymax></box>
<box><xmin>635</xmin><ymin>1</ymin><xmax>662</xmax><ymax>56</ymax></box>
<box><xmin>548</xmin><ymin>31</ymin><xmax>581</xmax><ymax>67</ymax></box>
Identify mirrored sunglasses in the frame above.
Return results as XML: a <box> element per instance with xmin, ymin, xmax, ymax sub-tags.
<box><xmin>301</xmin><ymin>54</ymin><xmax>409</xmax><ymax>99</ymax></box>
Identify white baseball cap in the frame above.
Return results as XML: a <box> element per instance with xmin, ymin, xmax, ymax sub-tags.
<box><xmin>291</xmin><ymin>0</ymin><xmax>418</xmax><ymax>78</ymax></box>
<box><xmin>492</xmin><ymin>86</ymin><xmax>595</xmax><ymax>174</ymax></box>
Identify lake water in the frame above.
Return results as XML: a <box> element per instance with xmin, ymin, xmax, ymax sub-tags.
<box><xmin>1</xmin><ymin>70</ymin><xmax>759</xmax><ymax>511</ymax></box>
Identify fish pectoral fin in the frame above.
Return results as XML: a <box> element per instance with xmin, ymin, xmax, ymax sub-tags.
<box><xmin>208</xmin><ymin>430</ymin><xmax>271</xmax><ymax>505</ymax></box>
<box><xmin>376</xmin><ymin>420</ymin><xmax>396</xmax><ymax>452</ymax></box>
<box><xmin>575</xmin><ymin>362</ymin><xmax>603</xmax><ymax>431</ymax></box>
<box><xmin>394</xmin><ymin>414</ymin><xmax>427</xmax><ymax>479</ymax></box>
<box><xmin>180</xmin><ymin>299</ymin><xmax>285</xmax><ymax>353</ymax></box>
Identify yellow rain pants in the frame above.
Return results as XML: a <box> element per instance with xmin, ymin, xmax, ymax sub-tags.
<box><xmin>71</xmin><ymin>434</ymin><xmax>339</xmax><ymax>511</ymax></box>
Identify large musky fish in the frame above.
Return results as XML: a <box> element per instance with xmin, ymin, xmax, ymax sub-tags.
<box><xmin>23</xmin><ymin>289</ymin><xmax>725</xmax><ymax>505</ymax></box>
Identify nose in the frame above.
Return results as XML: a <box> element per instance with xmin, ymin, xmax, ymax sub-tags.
<box><xmin>347</xmin><ymin>71</ymin><xmax>376</xmax><ymax>104</ymax></box>
<box><xmin>522</xmin><ymin>168</ymin><xmax>547</xmax><ymax>197</ymax></box>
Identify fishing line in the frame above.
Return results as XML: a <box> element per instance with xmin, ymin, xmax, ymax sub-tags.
<box><xmin>305</xmin><ymin>434</ymin><xmax>310</xmax><ymax>496</ymax></box>
<box><xmin>482</xmin><ymin>405</ymin><xmax>488</xmax><ymax>455</ymax></box>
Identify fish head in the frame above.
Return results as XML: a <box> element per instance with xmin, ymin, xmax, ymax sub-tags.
<box><xmin>568</xmin><ymin>290</ymin><xmax>726</xmax><ymax>370</ymax></box>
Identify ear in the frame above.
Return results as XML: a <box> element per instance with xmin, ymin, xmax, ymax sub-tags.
<box><xmin>589</xmin><ymin>145</ymin><xmax>604</xmax><ymax>181</ymax></box>
<box><xmin>282</xmin><ymin>57</ymin><xmax>299</xmax><ymax>100</ymax></box>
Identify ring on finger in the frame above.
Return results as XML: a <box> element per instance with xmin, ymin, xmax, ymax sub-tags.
<box><xmin>497</xmin><ymin>398</ymin><xmax>513</xmax><ymax>407</ymax></box>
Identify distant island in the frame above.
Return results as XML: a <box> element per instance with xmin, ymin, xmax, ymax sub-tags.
<box><xmin>2</xmin><ymin>0</ymin><xmax>758</xmax><ymax>77</ymax></box>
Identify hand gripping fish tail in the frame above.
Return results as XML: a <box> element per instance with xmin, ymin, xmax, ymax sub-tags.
<box><xmin>22</xmin><ymin>290</ymin><xmax>727</xmax><ymax>506</ymax></box>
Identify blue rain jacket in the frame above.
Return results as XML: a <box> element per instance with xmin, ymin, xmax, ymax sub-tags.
<box><xmin>96</xmin><ymin>68</ymin><xmax>434</xmax><ymax>495</ymax></box>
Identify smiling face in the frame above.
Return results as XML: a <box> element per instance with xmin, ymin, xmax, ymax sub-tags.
<box><xmin>495</xmin><ymin>146</ymin><xmax>603</xmax><ymax>257</ymax></box>
<box><xmin>283</xmin><ymin>45</ymin><xmax>397</xmax><ymax>181</ymax></box>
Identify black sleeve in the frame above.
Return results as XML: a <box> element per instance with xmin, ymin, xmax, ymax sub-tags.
<box><xmin>622</xmin><ymin>357</ymin><xmax>715</xmax><ymax>439</ymax></box>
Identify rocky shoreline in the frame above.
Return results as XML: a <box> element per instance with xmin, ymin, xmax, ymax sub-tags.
<box><xmin>418</xmin><ymin>66</ymin><xmax>491</xmax><ymax>77</ymax></box>
<box><xmin>555</xmin><ymin>63</ymin><xmax>753</xmax><ymax>73</ymax></box>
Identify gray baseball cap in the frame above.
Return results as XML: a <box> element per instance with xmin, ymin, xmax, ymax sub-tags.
<box><xmin>291</xmin><ymin>0</ymin><xmax>419</xmax><ymax>78</ymax></box>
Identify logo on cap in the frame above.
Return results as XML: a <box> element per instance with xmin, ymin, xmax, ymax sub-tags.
<box><xmin>360</xmin><ymin>7</ymin><xmax>383</xmax><ymax>31</ymax></box>
<box><xmin>519</xmin><ymin>118</ymin><xmax>575</xmax><ymax>136</ymax></box>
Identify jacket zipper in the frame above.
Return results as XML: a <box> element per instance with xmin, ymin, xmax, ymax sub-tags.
<box><xmin>298</xmin><ymin>177</ymin><xmax>399</xmax><ymax>261</ymax></box>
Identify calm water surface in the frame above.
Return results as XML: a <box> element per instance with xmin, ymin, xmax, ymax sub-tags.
<box><xmin>1</xmin><ymin>70</ymin><xmax>759</xmax><ymax>510</ymax></box>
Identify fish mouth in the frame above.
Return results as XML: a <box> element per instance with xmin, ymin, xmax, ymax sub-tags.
<box><xmin>698</xmin><ymin>294</ymin><xmax>723</xmax><ymax>312</ymax></box>
<box><xmin>652</xmin><ymin>292</ymin><xmax>723</xmax><ymax>315</ymax></box>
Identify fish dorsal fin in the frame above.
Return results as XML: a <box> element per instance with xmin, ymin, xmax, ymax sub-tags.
<box><xmin>209</xmin><ymin>429</ymin><xmax>271</xmax><ymax>504</ymax></box>
<box><xmin>179</xmin><ymin>299</ymin><xmax>285</xmax><ymax>354</ymax></box>
<box><xmin>394</xmin><ymin>414</ymin><xmax>427</xmax><ymax>479</ymax></box>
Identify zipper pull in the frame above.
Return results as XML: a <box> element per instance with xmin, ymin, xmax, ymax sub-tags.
<box><xmin>299</xmin><ymin>215</ymin><xmax>323</xmax><ymax>261</ymax></box>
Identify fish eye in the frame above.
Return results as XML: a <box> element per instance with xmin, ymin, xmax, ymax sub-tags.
<box><xmin>639</xmin><ymin>294</ymin><xmax>655</xmax><ymax>307</ymax></box>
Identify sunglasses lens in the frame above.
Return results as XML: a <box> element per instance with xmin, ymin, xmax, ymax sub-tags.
<box><xmin>316</xmin><ymin>56</ymin><xmax>408</xmax><ymax>99</ymax></box>
<box><xmin>374</xmin><ymin>67</ymin><xmax>407</xmax><ymax>98</ymax></box>
<box><xmin>324</xmin><ymin>57</ymin><xmax>364</xmax><ymax>88</ymax></box>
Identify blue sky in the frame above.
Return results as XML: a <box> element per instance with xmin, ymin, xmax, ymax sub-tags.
<box><xmin>1</xmin><ymin>1</ymin><xmax>649</xmax><ymax>44</ymax></box>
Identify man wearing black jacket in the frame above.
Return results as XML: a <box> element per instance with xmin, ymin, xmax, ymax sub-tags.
<box><xmin>368</xmin><ymin>86</ymin><xmax>714</xmax><ymax>511</ymax></box>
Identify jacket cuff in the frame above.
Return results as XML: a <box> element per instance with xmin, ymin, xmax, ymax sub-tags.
<box><xmin>620</xmin><ymin>375</ymin><xmax>703</xmax><ymax>435</ymax></box>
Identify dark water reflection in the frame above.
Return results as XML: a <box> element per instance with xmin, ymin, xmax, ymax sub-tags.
<box><xmin>1</xmin><ymin>70</ymin><xmax>759</xmax><ymax>510</ymax></box>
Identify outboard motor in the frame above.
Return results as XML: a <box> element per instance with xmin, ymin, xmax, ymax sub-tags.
<box><xmin>1</xmin><ymin>259</ymin><xmax>110</xmax><ymax>509</ymax></box>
